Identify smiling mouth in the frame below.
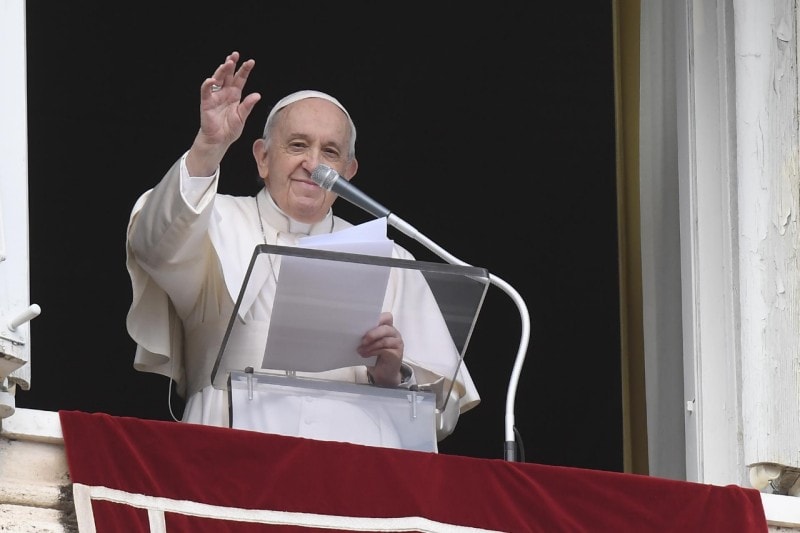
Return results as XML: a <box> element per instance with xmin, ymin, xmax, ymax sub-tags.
<box><xmin>293</xmin><ymin>179</ymin><xmax>321</xmax><ymax>190</ymax></box>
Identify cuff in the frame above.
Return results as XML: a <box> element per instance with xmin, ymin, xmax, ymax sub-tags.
<box><xmin>367</xmin><ymin>363</ymin><xmax>416</xmax><ymax>389</ymax></box>
<box><xmin>397</xmin><ymin>363</ymin><xmax>416</xmax><ymax>389</ymax></box>
<box><xmin>179</xmin><ymin>151</ymin><xmax>218</xmax><ymax>207</ymax></box>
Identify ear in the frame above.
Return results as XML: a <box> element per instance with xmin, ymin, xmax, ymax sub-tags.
<box><xmin>344</xmin><ymin>157</ymin><xmax>359</xmax><ymax>181</ymax></box>
<box><xmin>252</xmin><ymin>138</ymin><xmax>269</xmax><ymax>177</ymax></box>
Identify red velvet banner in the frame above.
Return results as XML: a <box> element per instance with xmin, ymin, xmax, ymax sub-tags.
<box><xmin>59</xmin><ymin>410</ymin><xmax>768</xmax><ymax>532</ymax></box>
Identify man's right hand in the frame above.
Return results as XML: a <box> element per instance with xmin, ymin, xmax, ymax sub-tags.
<box><xmin>186</xmin><ymin>51</ymin><xmax>261</xmax><ymax>177</ymax></box>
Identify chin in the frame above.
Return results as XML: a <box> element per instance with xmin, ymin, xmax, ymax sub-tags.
<box><xmin>290</xmin><ymin>203</ymin><xmax>327</xmax><ymax>224</ymax></box>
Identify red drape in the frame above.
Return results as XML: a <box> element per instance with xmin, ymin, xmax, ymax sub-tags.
<box><xmin>59</xmin><ymin>410</ymin><xmax>768</xmax><ymax>532</ymax></box>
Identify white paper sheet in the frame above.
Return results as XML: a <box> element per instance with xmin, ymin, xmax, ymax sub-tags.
<box><xmin>261</xmin><ymin>218</ymin><xmax>394</xmax><ymax>372</ymax></box>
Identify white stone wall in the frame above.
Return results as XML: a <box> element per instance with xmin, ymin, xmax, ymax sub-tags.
<box><xmin>0</xmin><ymin>409</ymin><xmax>74</xmax><ymax>532</ymax></box>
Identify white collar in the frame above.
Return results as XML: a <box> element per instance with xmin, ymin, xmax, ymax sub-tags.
<box><xmin>257</xmin><ymin>187</ymin><xmax>334</xmax><ymax>236</ymax></box>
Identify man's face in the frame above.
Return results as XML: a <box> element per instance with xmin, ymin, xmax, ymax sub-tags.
<box><xmin>253</xmin><ymin>98</ymin><xmax>357</xmax><ymax>224</ymax></box>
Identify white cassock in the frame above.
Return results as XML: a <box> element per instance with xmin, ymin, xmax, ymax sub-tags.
<box><xmin>125</xmin><ymin>153</ymin><xmax>480</xmax><ymax>450</ymax></box>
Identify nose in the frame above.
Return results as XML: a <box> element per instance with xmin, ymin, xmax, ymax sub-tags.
<box><xmin>302</xmin><ymin>149</ymin><xmax>323</xmax><ymax>175</ymax></box>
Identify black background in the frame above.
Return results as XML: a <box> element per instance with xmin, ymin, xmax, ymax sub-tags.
<box><xmin>20</xmin><ymin>2</ymin><xmax>622</xmax><ymax>471</ymax></box>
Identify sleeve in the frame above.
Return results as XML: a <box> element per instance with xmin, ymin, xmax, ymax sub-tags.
<box><xmin>124</xmin><ymin>154</ymin><xmax>219</xmax><ymax>392</ymax></box>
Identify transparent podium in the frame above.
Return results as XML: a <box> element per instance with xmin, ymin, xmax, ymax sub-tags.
<box><xmin>211</xmin><ymin>244</ymin><xmax>489</xmax><ymax>452</ymax></box>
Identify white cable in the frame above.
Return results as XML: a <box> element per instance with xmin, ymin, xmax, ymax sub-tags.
<box><xmin>388</xmin><ymin>214</ymin><xmax>531</xmax><ymax>461</ymax></box>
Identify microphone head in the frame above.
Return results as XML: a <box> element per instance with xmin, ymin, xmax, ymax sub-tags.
<box><xmin>311</xmin><ymin>164</ymin><xmax>339</xmax><ymax>191</ymax></box>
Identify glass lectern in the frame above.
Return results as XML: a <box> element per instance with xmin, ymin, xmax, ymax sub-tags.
<box><xmin>211</xmin><ymin>244</ymin><xmax>489</xmax><ymax>452</ymax></box>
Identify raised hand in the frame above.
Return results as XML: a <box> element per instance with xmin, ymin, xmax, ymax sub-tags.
<box><xmin>186</xmin><ymin>51</ymin><xmax>262</xmax><ymax>176</ymax></box>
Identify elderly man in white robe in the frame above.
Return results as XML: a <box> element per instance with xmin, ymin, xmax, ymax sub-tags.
<box><xmin>125</xmin><ymin>51</ymin><xmax>480</xmax><ymax>450</ymax></box>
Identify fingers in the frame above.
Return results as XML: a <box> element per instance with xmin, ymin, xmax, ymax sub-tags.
<box><xmin>201</xmin><ymin>77</ymin><xmax>222</xmax><ymax>97</ymax></box>
<box><xmin>359</xmin><ymin>334</ymin><xmax>403</xmax><ymax>356</ymax></box>
<box><xmin>205</xmin><ymin>52</ymin><xmax>255</xmax><ymax>95</ymax></box>
<box><xmin>376</xmin><ymin>311</ymin><xmax>393</xmax><ymax>327</ymax></box>
<box><xmin>238</xmin><ymin>92</ymin><xmax>262</xmax><ymax>122</ymax></box>
<box><xmin>210</xmin><ymin>51</ymin><xmax>239</xmax><ymax>89</ymax></box>
<box><xmin>358</xmin><ymin>312</ymin><xmax>402</xmax><ymax>356</ymax></box>
<box><xmin>232</xmin><ymin>58</ymin><xmax>256</xmax><ymax>91</ymax></box>
<box><xmin>199</xmin><ymin>52</ymin><xmax>262</xmax><ymax>122</ymax></box>
<box><xmin>359</xmin><ymin>313</ymin><xmax>404</xmax><ymax>387</ymax></box>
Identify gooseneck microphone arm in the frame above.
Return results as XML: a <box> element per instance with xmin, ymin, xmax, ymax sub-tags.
<box><xmin>389</xmin><ymin>217</ymin><xmax>530</xmax><ymax>462</ymax></box>
<box><xmin>311</xmin><ymin>164</ymin><xmax>531</xmax><ymax>461</ymax></box>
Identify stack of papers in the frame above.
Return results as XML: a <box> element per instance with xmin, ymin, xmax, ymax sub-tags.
<box><xmin>261</xmin><ymin>218</ymin><xmax>395</xmax><ymax>372</ymax></box>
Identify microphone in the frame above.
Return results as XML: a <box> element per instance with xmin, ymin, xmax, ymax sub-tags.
<box><xmin>310</xmin><ymin>164</ymin><xmax>391</xmax><ymax>219</ymax></box>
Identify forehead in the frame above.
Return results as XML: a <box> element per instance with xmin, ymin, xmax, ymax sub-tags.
<box><xmin>276</xmin><ymin>98</ymin><xmax>350</xmax><ymax>138</ymax></box>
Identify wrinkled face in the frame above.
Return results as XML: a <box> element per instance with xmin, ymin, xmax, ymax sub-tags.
<box><xmin>252</xmin><ymin>98</ymin><xmax>358</xmax><ymax>224</ymax></box>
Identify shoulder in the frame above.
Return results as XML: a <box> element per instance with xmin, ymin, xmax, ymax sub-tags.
<box><xmin>331</xmin><ymin>215</ymin><xmax>354</xmax><ymax>231</ymax></box>
<box><xmin>392</xmin><ymin>243</ymin><xmax>415</xmax><ymax>260</ymax></box>
<box><xmin>213</xmin><ymin>193</ymin><xmax>257</xmax><ymax>219</ymax></box>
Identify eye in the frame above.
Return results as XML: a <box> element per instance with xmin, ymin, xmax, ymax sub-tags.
<box><xmin>322</xmin><ymin>147</ymin><xmax>342</xmax><ymax>161</ymax></box>
<box><xmin>287</xmin><ymin>141</ymin><xmax>308</xmax><ymax>154</ymax></box>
